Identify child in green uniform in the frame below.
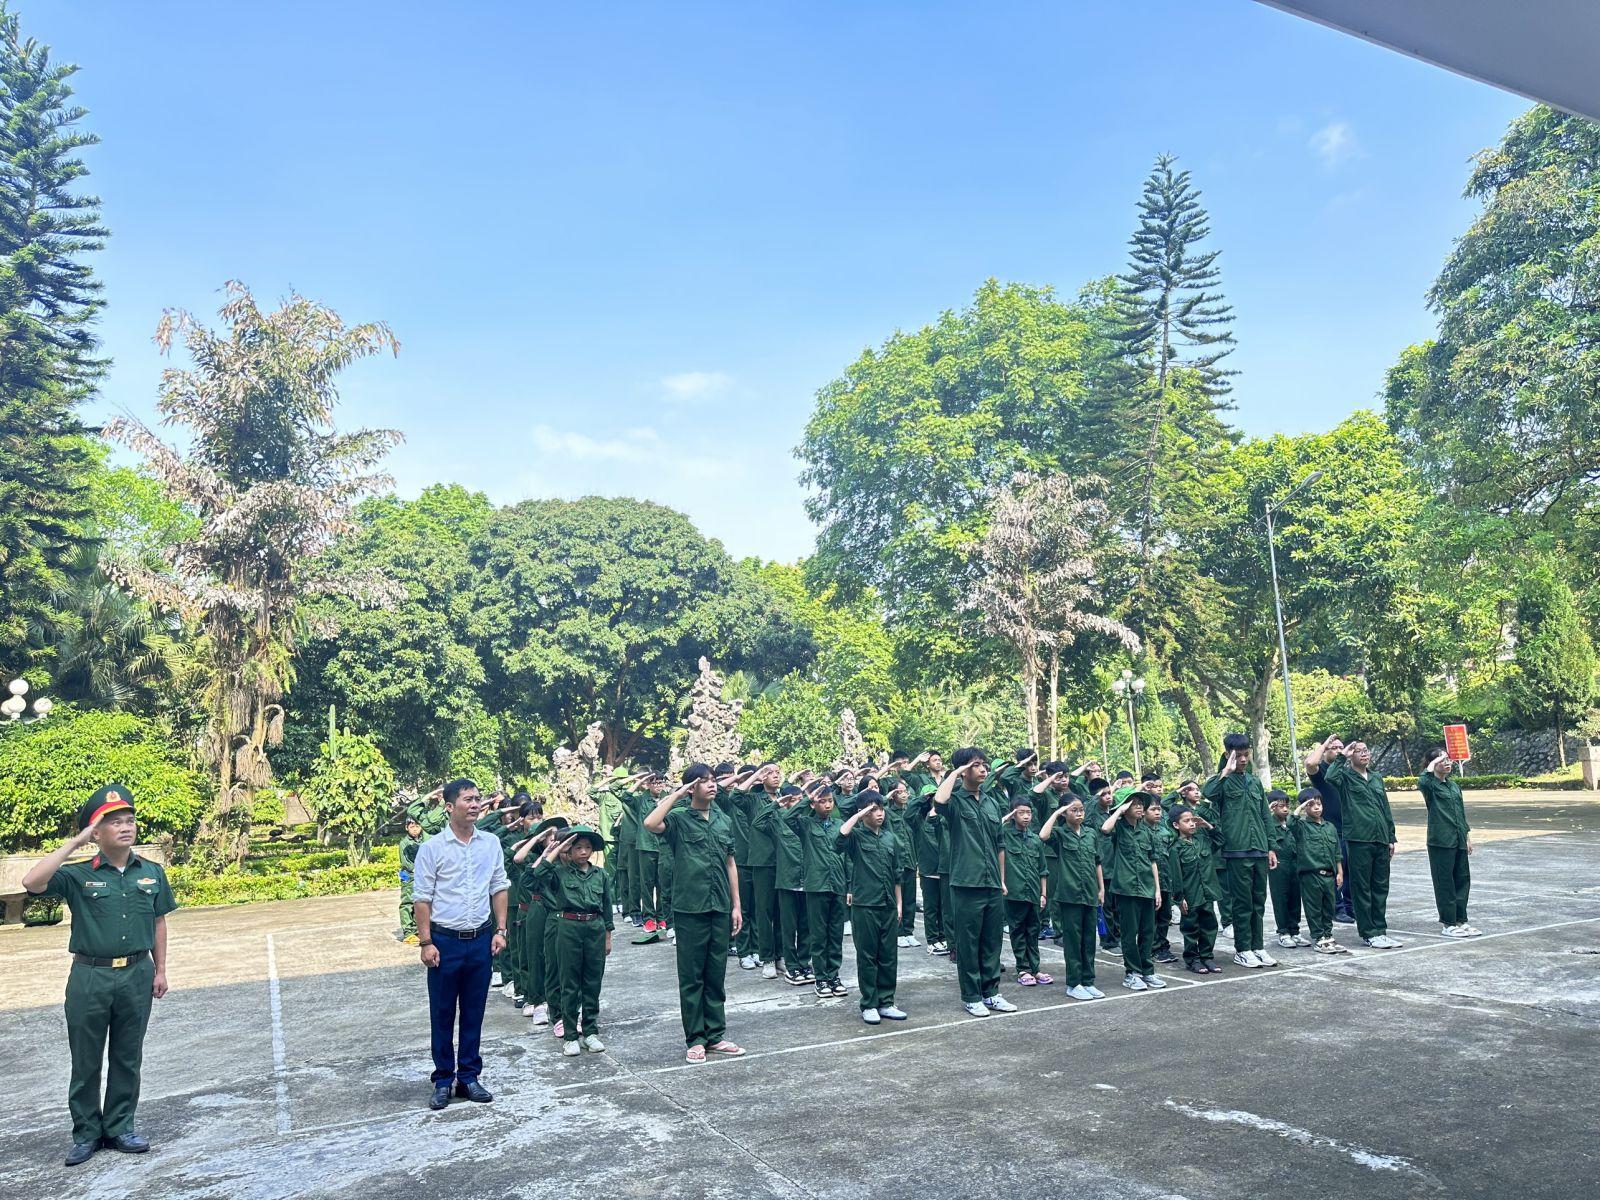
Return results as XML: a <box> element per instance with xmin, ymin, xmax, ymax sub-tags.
<box><xmin>1039</xmin><ymin>796</ymin><xmax>1104</xmax><ymax>999</ymax></box>
<box><xmin>933</xmin><ymin>748</ymin><xmax>1015</xmax><ymax>1017</ymax></box>
<box><xmin>790</xmin><ymin>785</ymin><xmax>849</xmax><ymax>999</ymax></box>
<box><xmin>1317</xmin><ymin>740</ymin><xmax>1402</xmax><ymax>948</ymax></box>
<box><xmin>634</xmin><ymin>775</ymin><xmax>669</xmax><ymax>934</ymax></box>
<box><xmin>838</xmin><ymin>791</ymin><xmax>909</xmax><ymax>1023</ymax></box>
<box><xmin>1167</xmin><ymin>804</ymin><xmax>1223</xmax><ymax>972</ymax></box>
<box><xmin>1100</xmin><ymin>789</ymin><xmax>1164</xmax><ymax>992</ymax></box>
<box><xmin>1001</xmin><ymin>803</ymin><xmax>1050</xmax><ymax>985</ymax></box>
<box><xmin>1420</xmin><ymin>748</ymin><xmax>1478</xmax><ymax>937</ymax></box>
<box><xmin>645</xmin><ymin>764</ymin><xmax>745</xmax><ymax>1063</ymax></box>
<box><xmin>884</xmin><ymin>775</ymin><xmax>921</xmax><ymax>949</ymax></box>
<box><xmin>1085</xmin><ymin>778</ymin><xmax>1119</xmax><ymax>950</ymax></box>
<box><xmin>1266</xmin><ymin>789</ymin><xmax>1307</xmax><ymax>949</ymax></box>
<box><xmin>1143</xmin><ymin>790</ymin><xmax>1176</xmax><ymax>964</ymax></box>
<box><xmin>531</xmin><ymin>826</ymin><xmax>614</xmax><ymax>1056</ymax></box>
<box><xmin>1201</xmin><ymin>733</ymin><xmax>1279</xmax><ymax>969</ymax></box>
<box><xmin>511</xmin><ymin>818</ymin><xmax>568</xmax><ymax>1024</ymax></box>
<box><xmin>734</xmin><ymin>763</ymin><xmax>785</xmax><ymax>974</ymax></box>
<box><xmin>399</xmin><ymin>816</ymin><xmax>424</xmax><ymax>944</ymax></box>
<box><xmin>773</xmin><ymin>783</ymin><xmax>814</xmax><ymax>985</ymax></box>
<box><xmin>1291</xmin><ymin>788</ymin><xmax>1348</xmax><ymax>953</ymax></box>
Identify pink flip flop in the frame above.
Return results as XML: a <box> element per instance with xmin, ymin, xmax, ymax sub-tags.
<box><xmin>1035</xmin><ymin>973</ymin><xmax>1054</xmax><ymax>985</ymax></box>
<box><xmin>1017</xmin><ymin>972</ymin><xmax>1037</xmax><ymax>986</ymax></box>
<box><xmin>707</xmin><ymin>1040</ymin><xmax>746</xmax><ymax>1056</ymax></box>
<box><xmin>685</xmin><ymin>1045</ymin><xmax>706</xmax><ymax>1063</ymax></box>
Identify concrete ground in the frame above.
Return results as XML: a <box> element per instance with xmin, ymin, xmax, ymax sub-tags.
<box><xmin>2</xmin><ymin>789</ymin><xmax>1598</xmax><ymax>1200</ymax></box>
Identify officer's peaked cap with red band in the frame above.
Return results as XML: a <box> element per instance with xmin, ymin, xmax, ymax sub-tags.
<box><xmin>78</xmin><ymin>784</ymin><xmax>136</xmax><ymax>830</ymax></box>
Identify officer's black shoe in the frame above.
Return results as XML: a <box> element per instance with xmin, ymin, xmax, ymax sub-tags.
<box><xmin>65</xmin><ymin>1141</ymin><xmax>99</xmax><ymax>1167</ymax></box>
<box><xmin>455</xmin><ymin>1079</ymin><xmax>493</xmax><ymax>1103</ymax></box>
<box><xmin>429</xmin><ymin>1084</ymin><xmax>452</xmax><ymax>1110</ymax></box>
<box><xmin>101</xmin><ymin>1132</ymin><xmax>150</xmax><ymax>1153</ymax></box>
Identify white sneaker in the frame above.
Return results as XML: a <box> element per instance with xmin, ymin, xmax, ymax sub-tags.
<box><xmin>1276</xmin><ymin>934</ymin><xmax>1297</xmax><ymax>948</ymax></box>
<box><xmin>668</xmin><ymin>928</ymin><xmax>677</xmax><ymax>943</ymax></box>
<box><xmin>500</xmin><ymin>981</ymin><xmax>516</xmax><ymax>998</ymax></box>
<box><xmin>1373</xmin><ymin>934</ymin><xmax>1404</xmax><ymax>948</ymax></box>
<box><xmin>523</xmin><ymin>1001</ymin><xmax>541</xmax><ymax>1018</ymax></box>
<box><xmin>1234</xmin><ymin>951</ymin><xmax>1259</xmax><ymax>968</ymax></box>
<box><xmin>896</xmin><ymin>936</ymin><xmax>911</xmax><ymax>948</ymax></box>
<box><xmin>490</xmin><ymin>972</ymin><xmax>504</xmax><ymax>989</ymax></box>
<box><xmin>1221</xmin><ymin>924</ymin><xmax>1234</xmax><ymax>940</ymax></box>
<box><xmin>1142</xmin><ymin>974</ymin><xmax>1166</xmax><ymax>989</ymax></box>
<box><xmin>843</xmin><ymin>922</ymin><xmax>852</xmax><ymax>938</ymax></box>
<box><xmin>904</xmin><ymin>934</ymin><xmax>921</xmax><ymax>947</ymax></box>
<box><xmin>1121</xmin><ymin>973</ymin><xmax>1147</xmax><ymax>991</ymax></box>
<box><xmin>582</xmin><ymin>1034</ymin><xmax>606</xmax><ymax>1053</ymax></box>
<box><xmin>1294</xmin><ymin>933</ymin><xmax>1313</xmax><ymax>946</ymax></box>
<box><xmin>963</xmin><ymin>1000</ymin><xmax>989</xmax><ymax>1017</ymax></box>
<box><xmin>530</xmin><ymin>1003</ymin><xmax>549</xmax><ymax>1025</ymax></box>
<box><xmin>1086</xmin><ymin>985</ymin><xmax>1105</xmax><ymax>998</ymax></box>
<box><xmin>1255</xmin><ymin>949</ymin><xmax>1278</xmax><ymax>967</ymax></box>
<box><xmin>740</xmin><ymin>954</ymin><xmax>758</xmax><ymax>970</ymax></box>
<box><xmin>1442</xmin><ymin>924</ymin><xmax>1469</xmax><ymax>938</ymax></box>
<box><xmin>762</xmin><ymin>962</ymin><xmax>778</xmax><ymax>979</ymax></box>
<box><xmin>562</xmin><ymin>1040</ymin><xmax>581</xmax><ymax>1057</ymax></box>
<box><xmin>880</xmin><ymin>1005</ymin><xmax>907</xmax><ymax>1020</ymax></box>
<box><xmin>862</xmin><ymin>1007</ymin><xmax>882</xmax><ymax>1025</ymax></box>
<box><xmin>983</xmin><ymin>994</ymin><xmax>1018</xmax><ymax>1013</ymax></box>
<box><xmin>1313</xmin><ymin>938</ymin><xmax>1340</xmax><ymax>955</ymax></box>
<box><xmin>1067</xmin><ymin>985</ymin><xmax>1093</xmax><ymax>1000</ymax></box>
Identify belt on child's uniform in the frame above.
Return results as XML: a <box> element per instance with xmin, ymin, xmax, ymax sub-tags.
<box><xmin>560</xmin><ymin>911</ymin><xmax>600</xmax><ymax>922</ymax></box>
<box><xmin>517</xmin><ymin>902</ymin><xmax>529</xmax><ymax>911</ymax></box>
<box><xmin>1308</xmin><ymin>868</ymin><xmax>1335</xmax><ymax>876</ymax></box>
<box><xmin>528</xmin><ymin>893</ymin><xmax>543</xmax><ymax>903</ymax></box>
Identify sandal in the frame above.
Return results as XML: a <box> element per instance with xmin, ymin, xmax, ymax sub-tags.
<box><xmin>707</xmin><ymin>1040</ymin><xmax>746</xmax><ymax>1056</ymax></box>
<box><xmin>1017</xmin><ymin>972</ymin><xmax>1036</xmax><ymax>987</ymax></box>
<box><xmin>685</xmin><ymin>1045</ymin><xmax>706</xmax><ymax>1063</ymax></box>
<box><xmin>1034</xmin><ymin>973</ymin><xmax>1053</xmax><ymax>985</ymax></box>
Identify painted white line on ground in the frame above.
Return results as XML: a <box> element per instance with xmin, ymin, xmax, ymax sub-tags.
<box><xmin>265</xmin><ymin>933</ymin><xmax>292</xmax><ymax>1133</ymax></box>
<box><xmin>1164</xmin><ymin>1101</ymin><xmax>1420</xmax><ymax>1174</ymax></box>
<box><xmin>550</xmin><ymin>914</ymin><xmax>1600</xmax><ymax>1092</ymax></box>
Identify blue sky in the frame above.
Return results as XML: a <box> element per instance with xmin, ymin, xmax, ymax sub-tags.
<box><xmin>43</xmin><ymin>0</ymin><xmax>1525</xmax><ymax>563</ymax></box>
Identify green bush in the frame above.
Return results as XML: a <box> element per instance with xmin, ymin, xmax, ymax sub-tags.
<box><xmin>252</xmin><ymin>787</ymin><xmax>287</xmax><ymax>826</ymax></box>
<box><xmin>169</xmin><ymin>860</ymin><xmax>396</xmax><ymax>907</ymax></box>
<box><xmin>1383</xmin><ymin>772</ymin><xmax>1585</xmax><ymax>792</ymax></box>
<box><xmin>0</xmin><ymin>706</ymin><xmax>208</xmax><ymax>853</ymax></box>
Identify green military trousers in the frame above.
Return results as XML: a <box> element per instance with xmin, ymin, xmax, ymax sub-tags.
<box><xmin>734</xmin><ymin>866</ymin><xmax>757</xmax><ymax>957</ymax></box>
<box><xmin>520</xmin><ymin>900</ymin><xmax>550</xmax><ymax>1006</ymax></box>
<box><xmin>65</xmin><ymin>956</ymin><xmax>155</xmax><ymax>1144</ymax></box>
<box><xmin>1300</xmin><ymin>870</ymin><xmax>1336</xmax><ymax>940</ymax></box>
<box><xmin>850</xmin><ymin>902</ymin><xmax>898</xmax><ymax>1010</ymax></box>
<box><xmin>751</xmin><ymin>865</ymin><xmax>778</xmax><ymax>963</ymax></box>
<box><xmin>949</xmin><ymin>885</ymin><xmax>1003</xmax><ymax>1003</ymax></box>
<box><xmin>898</xmin><ymin>868</ymin><xmax>918</xmax><ymax>938</ymax></box>
<box><xmin>1056</xmin><ymin>901</ymin><xmax>1097</xmax><ymax>987</ymax></box>
<box><xmin>1227</xmin><ymin>856</ymin><xmax>1268</xmax><ymax>952</ymax></box>
<box><xmin>556</xmin><ymin>916</ymin><xmax>607</xmax><ymax>1039</ymax></box>
<box><xmin>1005</xmin><ymin>897</ymin><xmax>1041</xmax><ymax>975</ymax></box>
<box><xmin>1268</xmin><ymin>860</ymin><xmax>1302</xmax><ymax>936</ymax></box>
<box><xmin>920</xmin><ymin>874</ymin><xmax>944</xmax><ymax>944</ymax></box>
<box><xmin>1116</xmin><ymin>892</ymin><xmax>1156</xmax><ymax>976</ymax></box>
<box><xmin>1427</xmin><ymin>845</ymin><xmax>1470</xmax><ymax>927</ymax></box>
<box><xmin>399</xmin><ymin>879</ymin><xmax>417</xmax><ymax>938</ymax></box>
<box><xmin>673</xmin><ymin>910</ymin><xmax>731</xmax><ymax>1048</ymax></box>
<box><xmin>637</xmin><ymin>850</ymin><xmax>662</xmax><ymax>924</ymax></box>
<box><xmin>805</xmin><ymin>892</ymin><xmax>846</xmax><ymax>983</ymax></box>
<box><xmin>1180</xmin><ymin>901</ymin><xmax>1218</xmax><ymax>964</ymax></box>
<box><xmin>615</xmin><ymin>845</ymin><xmax>638</xmax><ymax>919</ymax></box>
<box><xmin>777</xmin><ymin>888</ymin><xmax>809</xmax><ymax>973</ymax></box>
<box><xmin>1347</xmin><ymin>841</ymin><xmax>1391</xmax><ymax>940</ymax></box>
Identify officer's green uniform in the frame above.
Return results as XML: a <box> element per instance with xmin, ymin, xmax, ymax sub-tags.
<box><xmin>1200</xmin><ymin>770</ymin><xmax>1272</xmax><ymax>954</ymax></box>
<box><xmin>1002</xmin><ymin>822</ymin><xmax>1045</xmax><ymax>976</ymax></box>
<box><xmin>838</xmin><ymin>820</ymin><xmax>904</xmax><ymax>1011</ymax></box>
<box><xmin>45</xmin><ymin>849</ymin><xmax>176</xmax><ymax>1145</ymax></box>
<box><xmin>1292</xmin><ymin>815</ymin><xmax>1341</xmax><ymax>940</ymax></box>
<box><xmin>942</xmin><ymin>784</ymin><xmax>1005</xmax><ymax>1004</ymax></box>
<box><xmin>533</xmin><ymin>831</ymin><xmax>613</xmax><ymax>1040</ymax></box>
<box><xmin>1042</xmin><ymin>819</ymin><xmax>1100</xmax><ymax>987</ymax></box>
<box><xmin>792</xmin><ymin>805</ymin><xmax>847</xmax><ymax>984</ymax></box>
<box><xmin>1267</xmin><ymin>816</ymin><xmax>1301</xmax><ymax>937</ymax></box>
<box><xmin>399</xmin><ymin>832</ymin><xmax>422</xmax><ymax>937</ymax></box>
<box><xmin>662</xmin><ymin>804</ymin><xmax>736</xmax><ymax>1048</ymax></box>
<box><xmin>1168</xmin><ymin>832</ymin><xmax>1221</xmax><ymax>965</ymax></box>
<box><xmin>1419</xmin><ymin>771</ymin><xmax>1471</xmax><ymax>927</ymax></box>
<box><xmin>1323</xmin><ymin>760</ymin><xmax>1397</xmax><ymax>940</ymax></box>
<box><xmin>1106</xmin><ymin>815</ymin><xmax>1158</xmax><ymax>977</ymax></box>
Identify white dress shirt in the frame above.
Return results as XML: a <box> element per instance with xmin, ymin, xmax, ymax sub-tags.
<box><xmin>411</xmin><ymin>824</ymin><xmax>509</xmax><ymax>931</ymax></box>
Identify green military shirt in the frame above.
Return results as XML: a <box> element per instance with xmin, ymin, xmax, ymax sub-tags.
<box><xmin>400</xmin><ymin>835</ymin><xmax>421</xmax><ymax>875</ymax></box>
<box><xmin>942</xmin><ymin>785</ymin><xmax>1003</xmax><ymax>890</ymax></box>
<box><xmin>773</xmin><ymin>801</ymin><xmax>807</xmax><ymax>890</ymax></box>
<box><xmin>1034</xmin><ymin>787</ymin><xmax>1068</xmax><ymax>861</ymax></box>
<box><xmin>1199</xmin><ymin>771</ymin><xmax>1271</xmax><ymax>855</ymax></box>
<box><xmin>1001</xmin><ymin>825</ymin><xmax>1044</xmax><ymax>904</ymax></box>
<box><xmin>661</xmin><ymin>805</ymin><xmax>735</xmax><ymax>914</ymax></box>
<box><xmin>532</xmin><ymin>859</ymin><xmax>615</xmax><ymax>930</ymax></box>
<box><xmin>798</xmin><ymin>809</ymin><xmax>847</xmax><ymax>894</ymax></box>
<box><xmin>741</xmin><ymin>789</ymin><xmax>779</xmax><ymax>869</ymax></box>
<box><xmin>1419</xmin><ymin>773</ymin><xmax>1470</xmax><ymax>848</ymax></box>
<box><xmin>1291</xmin><ymin>815</ymin><xmax>1341</xmax><ymax>872</ymax></box>
<box><xmin>884</xmin><ymin>802</ymin><xmax>912</xmax><ymax>867</ymax></box>
<box><xmin>1043</xmin><ymin>822</ymin><xmax>1100</xmax><ymax>906</ymax></box>
<box><xmin>837</xmin><ymin>824</ymin><xmax>901</xmax><ymax>906</ymax></box>
<box><xmin>1105</xmin><ymin>820</ymin><xmax>1157</xmax><ymax>899</ymax></box>
<box><xmin>45</xmin><ymin>851</ymin><xmax>177</xmax><ymax>959</ymax></box>
<box><xmin>1268</xmin><ymin>817</ymin><xmax>1296</xmax><ymax>870</ymax></box>
<box><xmin>716</xmin><ymin>787</ymin><xmax>753</xmax><ymax>866</ymax></box>
<box><xmin>634</xmin><ymin>791</ymin><xmax>665</xmax><ymax>854</ymax></box>
<box><xmin>614</xmin><ymin>789</ymin><xmax>643</xmax><ymax>850</ymax></box>
<box><xmin>1169</xmin><ymin>834</ymin><xmax>1221</xmax><ymax>907</ymax></box>
<box><xmin>912</xmin><ymin>795</ymin><xmax>940</xmax><ymax>875</ymax></box>
<box><xmin>1324</xmin><ymin>760</ymin><xmax>1396</xmax><ymax>845</ymax></box>
<box><xmin>1148</xmin><ymin>819</ymin><xmax>1175</xmax><ymax>870</ymax></box>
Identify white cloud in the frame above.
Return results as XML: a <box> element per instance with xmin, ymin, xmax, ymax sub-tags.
<box><xmin>661</xmin><ymin>370</ymin><xmax>734</xmax><ymax>401</ymax></box>
<box><xmin>529</xmin><ymin>424</ymin><xmax>659</xmax><ymax>463</ymax></box>
<box><xmin>1309</xmin><ymin>120</ymin><xmax>1360</xmax><ymax>169</ymax></box>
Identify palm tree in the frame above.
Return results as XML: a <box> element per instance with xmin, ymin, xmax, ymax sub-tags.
<box><xmin>44</xmin><ymin>547</ymin><xmax>183</xmax><ymax>709</ymax></box>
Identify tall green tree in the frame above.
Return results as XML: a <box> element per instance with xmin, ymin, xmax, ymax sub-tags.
<box><xmin>106</xmin><ymin>282</ymin><xmax>402</xmax><ymax>864</ymax></box>
<box><xmin>0</xmin><ymin>3</ymin><xmax>105</xmax><ymax>671</ymax></box>
<box><xmin>1508</xmin><ymin>558</ymin><xmax>1596</xmax><ymax>765</ymax></box>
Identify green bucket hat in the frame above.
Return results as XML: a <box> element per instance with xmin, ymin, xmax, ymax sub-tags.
<box><xmin>564</xmin><ymin>824</ymin><xmax>606</xmax><ymax>852</ymax></box>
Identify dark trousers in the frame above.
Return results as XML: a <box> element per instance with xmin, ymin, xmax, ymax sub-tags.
<box><xmin>806</xmin><ymin>891</ymin><xmax>846</xmax><ymax>982</ymax></box>
<box><xmin>1180</xmin><ymin>901</ymin><xmax>1218</xmax><ymax>964</ymax></box>
<box><xmin>1117</xmin><ymin>892</ymin><xmax>1155</xmax><ymax>976</ymax></box>
<box><xmin>556</xmin><ymin>917</ymin><xmax>607</xmax><ymax>1038</ymax></box>
<box><xmin>920</xmin><ymin>874</ymin><xmax>945</xmax><ymax>943</ymax></box>
<box><xmin>851</xmin><ymin>902</ymin><xmax>899</xmax><ymax>1009</ymax></box>
<box><xmin>65</xmin><ymin>957</ymin><xmax>155</xmax><ymax>1143</ymax></box>
<box><xmin>1336</xmin><ymin>836</ymin><xmax>1354</xmax><ymax>915</ymax></box>
<box><xmin>1006</xmin><ymin>897</ymin><xmax>1041</xmax><ymax>975</ymax></box>
<box><xmin>941</xmin><ymin>877</ymin><xmax>956</xmax><ymax>959</ymax></box>
<box><xmin>1269</xmin><ymin>861</ymin><xmax>1302</xmax><ymax>935</ymax></box>
<box><xmin>426</xmin><ymin>927</ymin><xmax>493</xmax><ymax>1085</ymax></box>
<box><xmin>1153</xmin><ymin>895</ymin><xmax>1172</xmax><ymax>951</ymax></box>
<box><xmin>899</xmin><ymin>868</ymin><xmax>918</xmax><ymax>936</ymax></box>
<box><xmin>519</xmin><ymin>903</ymin><xmax>549</xmax><ymax>1004</ymax></box>
<box><xmin>734</xmin><ymin>865</ymin><xmax>757</xmax><ymax>956</ymax></box>
<box><xmin>1227</xmin><ymin>857</ymin><xmax>1268</xmax><ymax>952</ymax></box>
<box><xmin>1301</xmin><ymin>871</ymin><xmax>1336</xmax><ymax>939</ymax></box>
<box><xmin>1348</xmin><ymin>841</ymin><xmax>1392</xmax><ymax>939</ymax></box>
<box><xmin>950</xmin><ymin>885</ymin><xmax>1003</xmax><ymax>1003</ymax></box>
<box><xmin>1428</xmin><ymin>845</ymin><xmax>1471</xmax><ymax>926</ymax></box>
<box><xmin>615</xmin><ymin>843</ymin><xmax>638</xmax><ymax>916</ymax></box>
<box><xmin>778</xmin><ymin>888</ymin><xmax>810</xmax><ymax>971</ymax></box>
<box><xmin>638</xmin><ymin>850</ymin><xmax>662</xmax><ymax>923</ymax></box>
<box><xmin>752</xmin><ymin>865</ymin><xmax>779</xmax><ymax>962</ymax></box>
<box><xmin>1056</xmin><ymin>901</ymin><xmax>1097</xmax><ymax>987</ymax></box>
<box><xmin>673</xmin><ymin>909</ymin><xmax>730</xmax><ymax>1048</ymax></box>
<box><xmin>399</xmin><ymin>881</ymin><xmax>416</xmax><ymax>937</ymax></box>
<box><xmin>1100</xmin><ymin>891</ymin><xmax>1120</xmax><ymax>949</ymax></box>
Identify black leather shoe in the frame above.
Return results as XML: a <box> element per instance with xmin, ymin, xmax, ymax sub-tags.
<box><xmin>65</xmin><ymin>1141</ymin><xmax>98</xmax><ymax>1167</ymax></box>
<box><xmin>455</xmin><ymin>1079</ymin><xmax>493</xmax><ymax>1103</ymax></box>
<box><xmin>101</xmin><ymin>1132</ymin><xmax>150</xmax><ymax>1153</ymax></box>
<box><xmin>428</xmin><ymin>1084</ymin><xmax>452</xmax><ymax>1110</ymax></box>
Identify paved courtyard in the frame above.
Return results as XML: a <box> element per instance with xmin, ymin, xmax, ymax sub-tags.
<box><xmin>2</xmin><ymin>790</ymin><xmax>1598</xmax><ymax>1199</ymax></box>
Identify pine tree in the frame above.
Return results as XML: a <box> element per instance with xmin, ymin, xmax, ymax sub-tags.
<box><xmin>0</xmin><ymin>2</ymin><xmax>106</xmax><ymax>671</ymax></box>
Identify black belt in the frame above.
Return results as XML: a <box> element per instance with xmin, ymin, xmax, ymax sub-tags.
<box><xmin>432</xmin><ymin>920</ymin><xmax>493</xmax><ymax>940</ymax></box>
<box><xmin>73</xmin><ymin>950</ymin><xmax>149</xmax><ymax>969</ymax></box>
<box><xmin>1303</xmin><ymin>867</ymin><xmax>1336</xmax><ymax>877</ymax></box>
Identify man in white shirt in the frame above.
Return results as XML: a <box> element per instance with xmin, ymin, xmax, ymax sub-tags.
<box><xmin>411</xmin><ymin>778</ymin><xmax>510</xmax><ymax>1110</ymax></box>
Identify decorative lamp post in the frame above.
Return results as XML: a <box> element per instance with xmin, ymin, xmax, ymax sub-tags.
<box><xmin>2</xmin><ymin>677</ymin><xmax>52</xmax><ymax>724</ymax></box>
<box><xmin>1264</xmin><ymin>469</ymin><xmax>1324</xmax><ymax>791</ymax></box>
<box><xmin>1110</xmin><ymin>668</ymin><xmax>1146</xmax><ymax>777</ymax></box>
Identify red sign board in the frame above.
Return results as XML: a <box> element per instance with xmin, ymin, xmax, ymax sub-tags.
<box><xmin>1443</xmin><ymin>724</ymin><xmax>1471</xmax><ymax>762</ymax></box>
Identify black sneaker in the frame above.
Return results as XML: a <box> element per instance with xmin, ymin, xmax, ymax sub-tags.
<box><xmin>1334</xmin><ymin>911</ymin><xmax>1355</xmax><ymax>924</ymax></box>
<box><xmin>815</xmin><ymin>982</ymin><xmax>832</xmax><ymax>998</ymax></box>
<box><xmin>1154</xmin><ymin>947</ymin><xmax>1177</xmax><ymax>965</ymax></box>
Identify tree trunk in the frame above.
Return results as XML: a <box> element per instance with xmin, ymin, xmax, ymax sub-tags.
<box><xmin>1020</xmin><ymin>641</ymin><xmax>1040</xmax><ymax>751</ymax></box>
<box><xmin>1246</xmin><ymin>660</ymin><xmax>1276</xmax><ymax>790</ymax></box>
<box><xmin>1049</xmin><ymin>645</ymin><xmax>1060</xmax><ymax>761</ymax></box>
<box><xmin>1556</xmin><ymin>715</ymin><xmax>1567</xmax><ymax>767</ymax></box>
<box><xmin>1172</xmin><ymin>683</ymin><xmax>1213</xmax><ymax>773</ymax></box>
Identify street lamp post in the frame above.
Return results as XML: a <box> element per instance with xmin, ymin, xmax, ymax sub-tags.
<box><xmin>1</xmin><ymin>676</ymin><xmax>53</xmax><ymax>725</ymax></box>
<box><xmin>1265</xmin><ymin>470</ymin><xmax>1324</xmax><ymax>792</ymax></box>
<box><xmin>1110</xmin><ymin>668</ymin><xmax>1146</xmax><ymax>777</ymax></box>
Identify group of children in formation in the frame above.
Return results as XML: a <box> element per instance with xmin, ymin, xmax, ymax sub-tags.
<box><xmin>402</xmin><ymin>734</ymin><xmax>1476</xmax><ymax>1064</ymax></box>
